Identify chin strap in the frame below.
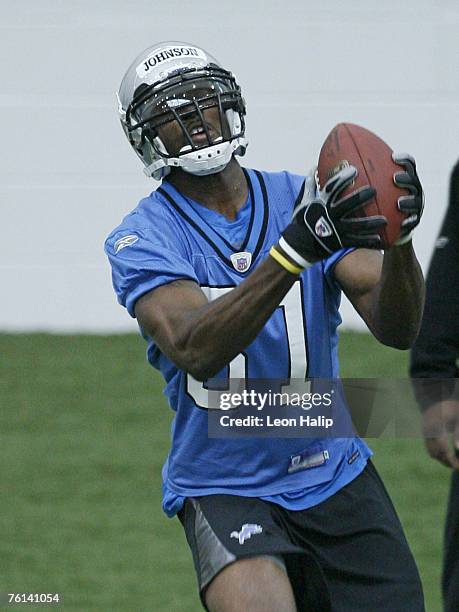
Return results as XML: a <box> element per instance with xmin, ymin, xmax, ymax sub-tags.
<box><xmin>143</xmin><ymin>136</ymin><xmax>248</xmax><ymax>180</ymax></box>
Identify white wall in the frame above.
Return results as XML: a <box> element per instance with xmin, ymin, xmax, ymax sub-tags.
<box><xmin>1</xmin><ymin>0</ymin><xmax>458</xmax><ymax>332</ymax></box>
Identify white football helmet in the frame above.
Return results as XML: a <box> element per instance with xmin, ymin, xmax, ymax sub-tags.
<box><xmin>117</xmin><ymin>41</ymin><xmax>248</xmax><ymax>180</ymax></box>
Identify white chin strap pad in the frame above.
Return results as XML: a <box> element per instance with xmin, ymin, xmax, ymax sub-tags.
<box><xmin>144</xmin><ymin>136</ymin><xmax>248</xmax><ymax>179</ymax></box>
<box><xmin>180</xmin><ymin>141</ymin><xmax>235</xmax><ymax>176</ymax></box>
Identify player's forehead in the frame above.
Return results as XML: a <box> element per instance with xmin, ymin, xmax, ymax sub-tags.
<box><xmin>136</xmin><ymin>78</ymin><xmax>224</xmax><ymax>118</ymax></box>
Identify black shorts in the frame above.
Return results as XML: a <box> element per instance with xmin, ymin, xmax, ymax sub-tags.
<box><xmin>178</xmin><ymin>461</ymin><xmax>424</xmax><ymax>611</ymax></box>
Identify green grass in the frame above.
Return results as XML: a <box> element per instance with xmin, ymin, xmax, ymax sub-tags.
<box><xmin>0</xmin><ymin>332</ymin><xmax>450</xmax><ymax>611</ymax></box>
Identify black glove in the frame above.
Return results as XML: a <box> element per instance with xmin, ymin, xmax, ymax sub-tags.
<box><xmin>392</xmin><ymin>153</ymin><xmax>424</xmax><ymax>242</ymax></box>
<box><xmin>280</xmin><ymin>166</ymin><xmax>387</xmax><ymax>264</ymax></box>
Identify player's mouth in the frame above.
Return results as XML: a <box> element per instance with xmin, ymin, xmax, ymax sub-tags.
<box><xmin>188</xmin><ymin>124</ymin><xmax>222</xmax><ymax>145</ymax></box>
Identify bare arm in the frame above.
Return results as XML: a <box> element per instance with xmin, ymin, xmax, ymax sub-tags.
<box><xmin>334</xmin><ymin>242</ymin><xmax>425</xmax><ymax>349</ymax></box>
<box><xmin>135</xmin><ymin>257</ymin><xmax>296</xmax><ymax>381</ymax></box>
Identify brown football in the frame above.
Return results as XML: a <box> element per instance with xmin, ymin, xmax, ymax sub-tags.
<box><xmin>317</xmin><ymin>123</ymin><xmax>407</xmax><ymax>248</ymax></box>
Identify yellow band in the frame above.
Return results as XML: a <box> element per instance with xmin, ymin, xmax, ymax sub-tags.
<box><xmin>269</xmin><ymin>246</ymin><xmax>304</xmax><ymax>275</ymax></box>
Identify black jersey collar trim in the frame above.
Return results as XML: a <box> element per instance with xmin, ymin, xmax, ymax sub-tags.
<box><xmin>157</xmin><ymin>169</ymin><xmax>269</xmax><ymax>275</ymax></box>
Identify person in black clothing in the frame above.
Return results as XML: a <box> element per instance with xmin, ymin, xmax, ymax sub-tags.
<box><xmin>410</xmin><ymin>160</ymin><xmax>459</xmax><ymax>612</ymax></box>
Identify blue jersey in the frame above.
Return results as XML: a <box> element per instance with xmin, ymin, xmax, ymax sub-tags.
<box><xmin>105</xmin><ymin>168</ymin><xmax>371</xmax><ymax>517</ymax></box>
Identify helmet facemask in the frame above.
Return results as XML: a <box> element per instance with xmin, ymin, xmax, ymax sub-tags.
<box><xmin>123</xmin><ymin>65</ymin><xmax>247</xmax><ymax>180</ymax></box>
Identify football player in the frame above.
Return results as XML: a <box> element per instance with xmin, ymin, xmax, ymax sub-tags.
<box><xmin>105</xmin><ymin>41</ymin><xmax>425</xmax><ymax>611</ymax></box>
<box><xmin>410</xmin><ymin>159</ymin><xmax>459</xmax><ymax>612</ymax></box>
